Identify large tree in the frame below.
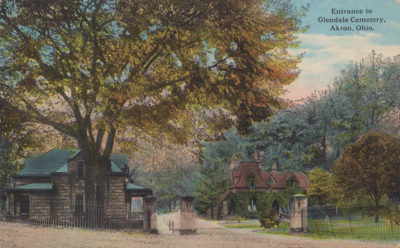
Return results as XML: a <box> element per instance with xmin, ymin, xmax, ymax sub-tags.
<box><xmin>0</xmin><ymin>0</ymin><xmax>304</xmax><ymax>220</ymax></box>
<box><xmin>333</xmin><ymin>131</ymin><xmax>400</xmax><ymax>222</ymax></box>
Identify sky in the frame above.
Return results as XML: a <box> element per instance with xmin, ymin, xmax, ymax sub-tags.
<box><xmin>284</xmin><ymin>0</ymin><xmax>400</xmax><ymax>100</ymax></box>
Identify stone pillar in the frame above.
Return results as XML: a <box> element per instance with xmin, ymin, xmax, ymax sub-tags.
<box><xmin>143</xmin><ymin>196</ymin><xmax>158</xmax><ymax>234</ymax></box>
<box><xmin>180</xmin><ymin>196</ymin><xmax>196</xmax><ymax>235</ymax></box>
<box><xmin>289</xmin><ymin>194</ymin><xmax>307</xmax><ymax>235</ymax></box>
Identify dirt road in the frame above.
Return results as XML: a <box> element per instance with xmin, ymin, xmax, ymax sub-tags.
<box><xmin>0</xmin><ymin>221</ymin><xmax>398</xmax><ymax>248</ymax></box>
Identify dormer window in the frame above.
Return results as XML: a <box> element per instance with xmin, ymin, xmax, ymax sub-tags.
<box><xmin>267</xmin><ymin>176</ymin><xmax>275</xmax><ymax>185</ymax></box>
<box><xmin>247</xmin><ymin>175</ymin><xmax>255</xmax><ymax>189</ymax></box>
<box><xmin>77</xmin><ymin>160</ymin><xmax>85</xmax><ymax>179</ymax></box>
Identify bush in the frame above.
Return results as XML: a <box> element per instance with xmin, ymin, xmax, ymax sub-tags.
<box><xmin>256</xmin><ymin>192</ymin><xmax>288</xmax><ymax>228</ymax></box>
<box><xmin>258</xmin><ymin>210</ymin><xmax>280</xmax><ymax>228</ymax></box>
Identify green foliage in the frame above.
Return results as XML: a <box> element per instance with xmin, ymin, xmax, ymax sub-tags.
<box><xmin>306</xmin><ymin>168</ymin><xmax>335</xmax><ymax>206</ymax></box>
<box><xmin>205</xmin><ymin>52</ymin><xmax>400</xmax><ymax>173</ymax></box>
<box><xmin>383</xmin><ymin>205</ymin><xmax>400</xmax><ymax>225</ymax></box>
<box><xmin>256</xmin><ymin>192</ymin><xmax>288</xmax><ymax>228</ymax></box>
<box><xmin>333</xmin><ymin>131</ymin><xmax>400</xmax><ymax>222</ymax></box>
<box><xmin>195</xmin><ymin>159</ymin><xmax>228</xmax><ymax>218</ymax></box>
<box><xmin>225</xmin><ymin>191</ymin><xmax>288</xmax><ymax>228</ymax></box>
<box><xmin>225</xmin><ymin>192</ymin><xmax>256</xmax><ymax>218</ymax></box>
<box><xmin>136</xmin><ymin>164</ymin><xmax>199</xmax><ymax>211</ymax></box>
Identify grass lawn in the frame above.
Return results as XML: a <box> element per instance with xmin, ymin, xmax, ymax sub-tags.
<box><xmin>306</xmin><ymin>218</ymin><xmax>400</xmax><ymax>241</ymax></box>
<box><xmin>222</xmin><ymin>216</ymin><xmax>400</xmax><ymax>241</ymax></box>
<box><xmin>224</xmin><ymin>223</ymin><xmax>262</xmax><ymax>229</ymax></box>
<box><xmin>260</xmin><ymin>218</ymin><xmax>400</xmax><ymax>241</ymax></box>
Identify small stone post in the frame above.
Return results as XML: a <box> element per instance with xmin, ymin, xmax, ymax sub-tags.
<box><xmin>289</xmin><ymin>194</ymin><xmax>308</xmax><ymax>235</ymax></box>
<box><xmin>180</xmin><ymin>196</ymin><xmax>196</xmax><ymax>235</ymax></box>
<box><xmin>143</xmin><ymin>196</ymin><xmax>158</xmax><ymax>234</ymax></box>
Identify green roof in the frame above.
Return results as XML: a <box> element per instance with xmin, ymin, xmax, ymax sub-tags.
<box><xmin>111</xmin><ymin>160</ymin><xmax>123</xmax><ymax>173</ymax></box>
<box><xmin>9</xmin><ymin>183</ymin><xmax>52</xmax><ymax>192</ymax></box>
<box><xmin>110</xmin><ymin>154</ymin><xmax>129</xmax><ymax>170</ymax></box>
<box><xmin>55</xmin><ymin>163</ymin><xmax>68</xmax><ymax>173</ymax></box>
<box><xmin>17</xmin><ymin>149</ymin><xmax>78</xmax><ymax>176</ymax></box>
<box><xmin>17</xmin><ymin>149</ymin><xmax>129</xmax><ymax>176</ymax></box>
<box><xmin>126</xmin><ymin>183</ymin><xmax>145</xmax><ymax>190</ymax></box>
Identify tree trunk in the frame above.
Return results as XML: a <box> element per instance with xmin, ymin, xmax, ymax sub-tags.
<box><xmin>83</xmin><ymin>150</ymin><xmax>97</xmax><ymax>227</ymax></box>
<box><xmin>81</xmin><ymin>149</ymin><xmax>109</xmax><ymax>228</ymax></box>
<box><xmin>374</xmin><ymin>197</ymin><xmax>380</xmax><ymax>223</ymax></box>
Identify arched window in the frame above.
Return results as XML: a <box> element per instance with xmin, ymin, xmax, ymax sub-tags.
<box><xmin>248</xmin><ymin>198</ymin><xmax>257</xmax><ymax>212</ymax></box>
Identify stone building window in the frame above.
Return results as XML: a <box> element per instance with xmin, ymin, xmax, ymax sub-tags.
<box><xmin>77</xmin><ymin>160</ymin><xmax>85</xmax><ymax>179</ymax></box>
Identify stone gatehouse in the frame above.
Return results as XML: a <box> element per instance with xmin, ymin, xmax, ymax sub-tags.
<box><xmin>6</xmin><ymin>149</ymin><xmax>152</xmax><ymax>226</ymax></box>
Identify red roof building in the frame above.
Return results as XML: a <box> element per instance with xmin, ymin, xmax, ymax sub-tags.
<box><xmin>218</xmin><ymin>161</ymin><xmax>309</xmax><ymax>215</ymax></box>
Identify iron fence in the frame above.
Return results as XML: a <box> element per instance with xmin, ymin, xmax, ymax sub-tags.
<box><xmin>5</xmin><ymin>199</ymin><xmax>144</xmax><ymax>230</ymax></box>
<box><xmin>306</xmin><ymin>206</ymin><xmax>400</xmax><ymax>240</ymax></box>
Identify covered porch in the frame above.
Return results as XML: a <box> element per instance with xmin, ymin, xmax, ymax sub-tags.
<box><xmin>6</xmin><ymin>183</ymin><xmax>52</xmax><ymax>220</ymax></box>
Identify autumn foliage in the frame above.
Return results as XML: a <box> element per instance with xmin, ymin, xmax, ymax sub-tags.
<box><xmin>333</xmin><ymin>131</ymin><xmax>400</xmax><ymax>222</ymax></box>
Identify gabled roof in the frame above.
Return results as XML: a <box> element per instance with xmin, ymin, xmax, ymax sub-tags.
<box><xmin>126</xmin><ymin>183</ymin><xmax>145</xmax><ymax>190</ymax></box>
<box><xmin>111</xmin><ymin>160</ymin><xmax>123</xmax><ymax>173</ymax></box>
<box><xmin>110</xmin><ymin>154</ymin><xmax>129</xmax><ymax>170</ymax></box>
<box><xmin>230</xmin><ymin>162</ymin><xmax>309</xmax><ymax>190</ymax></box>
<box><xmin>16</xmin><ymin>149</ymin><xmax>129</xmax><ymax>177</ymax></box>
<box><xmin>219</xmin><ymin>162</ymin><xmax>310</xmax><ymax>204</ymax></box>
<box><xmin>126</xmin><ymin>183</ymin><xmax>153</xmax><ymax>195</ymax></box>
<box><xmin>232</xmin><ymin>162</ymin><xmax>269</xmax><ymax>188</ymax></box>
<box><xmin>17</xmin><ymin>149</ymin><xmax>79</xmax><ymax>177</ymax></box>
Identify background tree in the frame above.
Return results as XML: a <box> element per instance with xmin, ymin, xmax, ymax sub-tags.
<box><xmin>333</xmin><ymin>131</ymin><xmax>400</xmax><ymax>222</ymax></box>
<box><xmin>0</xmin><ymin>0</ymin><xmax>305</xmax><ymax>219</ymax></box>
<box><xmin>247</xmin><ymin>52</ymin><xmax>400</xmax><ymax>172</ymax></box>
<box><xmin>195</xmin><ymin>159</ymin><xmax>228</xmax><ymax>218</ymax></box>
<box><xmin>194</xmin><ymin>130</ymin><xmax>246</xmax><ymax>218</ymax></box>
<box><xmin>306</xmin><ymin>168</ymin><xmax>335</xmax><ymax>206</ymax></box>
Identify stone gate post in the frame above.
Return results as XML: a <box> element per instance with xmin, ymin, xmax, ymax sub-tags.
<box><xmin>180</xmin><ymin>196</ymin><xmax>196</xmax><ymax>235</ymax></box>
<box><xmin>289</xmin><ymin>194</ymin><xmax>308</xmax><ymax>235</ymax></box>
<box><xmin>143</xmin><ymin>196</ymin><xmax>158</xmax><ymax>234</ymax></box>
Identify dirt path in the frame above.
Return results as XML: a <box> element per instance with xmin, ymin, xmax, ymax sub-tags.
<box><xmin>0</xmin><ymin>220</ymin><xmax>398</xmax><ymax>248</ymax></box>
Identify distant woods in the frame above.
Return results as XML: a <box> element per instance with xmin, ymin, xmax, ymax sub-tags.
<box><xmin>202</xmin><ymin>52</ymin><xmax>400</xmax><ymax>172</ymax></box>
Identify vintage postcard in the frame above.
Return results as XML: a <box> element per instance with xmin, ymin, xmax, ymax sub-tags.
<box><xmin>0</xmin><ymin>0</ymin><xmax>399</xmax><ymax>247</ymax></box>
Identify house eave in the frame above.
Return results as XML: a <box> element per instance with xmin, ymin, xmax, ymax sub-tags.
<box><xmin>12</xmin><ymin>175</ymin><xmax>51</xmax><ymax>179</ymax></box>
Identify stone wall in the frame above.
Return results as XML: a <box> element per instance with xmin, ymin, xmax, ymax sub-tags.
<box><xmin>105</xmin><ymin>175</ymin><xmax>126</xmax><ymax>222</ymax></box>
<box><xmin>52</xmin><ymin>175</ymin><xmax>72</xmax><ymax>222</ymax></box>
<box><xmin>29</xmin><ymin>194</ymin><xmax>51</xmax><ymax>220</ymax></box>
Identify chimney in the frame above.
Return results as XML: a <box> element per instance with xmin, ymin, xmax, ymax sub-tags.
<box><xmin>271</xmin><ymin>162</ymin><xmax>278</xmax><ymax>173</ymax></box>
<box><xmin>229</xmin><ymin>155</ymin><xmax>239</xmax><ymax>170</ymax></box>
<box><xmin>123</xmin><ymin>163</ymin><xmax>129</xmax><ymax>175</ymax></box>
<box><xmin>251</xmin><ymin>151</ymin><xmax>264</xmax><ymax>162</ymax></box>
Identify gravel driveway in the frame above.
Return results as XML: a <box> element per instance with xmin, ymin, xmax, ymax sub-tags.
<box><xmin>0</xmin><ymin>221</ymin><xmax>398</xmax><ymax>248</ymax></box>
